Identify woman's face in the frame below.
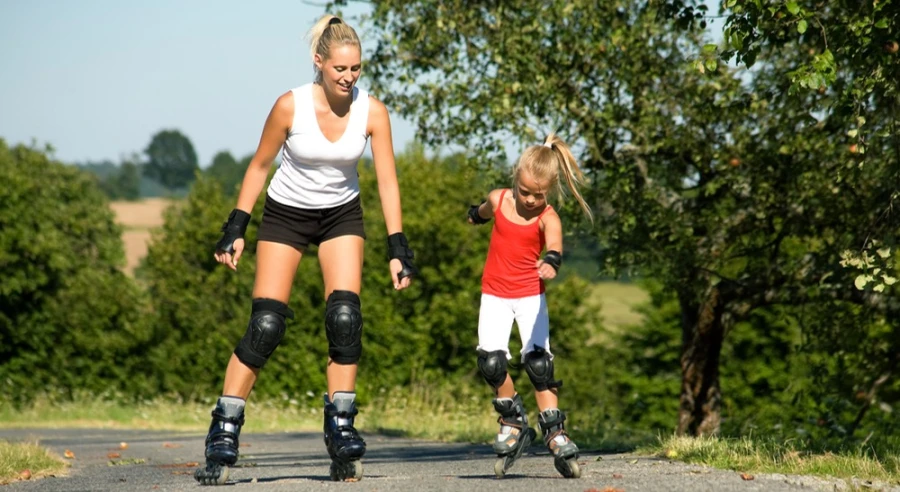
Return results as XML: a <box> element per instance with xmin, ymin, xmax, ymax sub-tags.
<box><xmin>315</xmin><ymin>44</ymin><xmax>361</xmax><ymax>96</ymax></box>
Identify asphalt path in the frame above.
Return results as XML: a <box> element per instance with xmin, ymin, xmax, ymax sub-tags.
<box><xmin>0</xmin><ymin>428</ymin><xmax>877</xmax><ymax>491</ymax></box>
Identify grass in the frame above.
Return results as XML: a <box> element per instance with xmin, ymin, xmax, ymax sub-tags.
<box><xmin>647</xmin><ymin>434</ymin><xmax>900</xmax><ymax>486</ymax></box>
<box><xmin>578</xmin><ymin>281</ymin><xmax>650</xmax><ymax>345</ymax></box>
<box><xmin>0</xmin><ymin>440</ymin><xmax>68</xmax><ymax>485</ymax></box>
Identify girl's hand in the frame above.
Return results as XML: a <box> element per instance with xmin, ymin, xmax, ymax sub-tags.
<box><xmin>535</xmin><ymin>259</ymin><xmax>557</xmax><ymax>280</ymax></box>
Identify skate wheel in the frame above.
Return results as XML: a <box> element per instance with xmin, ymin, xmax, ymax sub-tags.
<box><xmin>194</xmin><ymin>464</ymin><xmax>230</xmax><ymax>486</ymax></box>
<box><xmin>494</xmin><ymin>457</ymin><xmax>507</xmax><ymax>478</ymax></box>
<box><xmin>554</xmin><ymin>457</ymin><xmax>581</xmax><ymax>479</ymax></box>
<box><xmin>330</xmin><ymin>460</ymin><xmax>363</xmax><ymax>482</ymax></box>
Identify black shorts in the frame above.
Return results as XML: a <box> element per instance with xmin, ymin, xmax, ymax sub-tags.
<box><xmin>257</xmin><ymin>194</ymin><xmax>366</xmax><ymax>250</ymax></box>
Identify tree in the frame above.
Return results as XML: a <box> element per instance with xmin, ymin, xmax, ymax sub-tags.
<box><xmin>334</xmin><ymin>0</ymin><xmax>896</xmax><ymax>436</ymax></box>
<box><xmin>204</xmin><ymin>150</ymin><xmax>245</xmax><ymax>196</ymax></box>
<box><xmin>0</xmin><ymin>140</ymin><xmax>155</xmax><ymax>402</ymax></box>
<box><xmin>143</xmin><ymin>129</ymin><xmax>199</xmax><ymax>190</ymax></box>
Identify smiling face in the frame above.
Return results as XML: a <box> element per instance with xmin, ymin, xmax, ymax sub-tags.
<box><xmin>515</xmin><ymin>169</ymin><xmax>549</xmax><ymax>212</ymax></box>
<box><xmin>315</xmin><ymin>44</ymin><xmax>361</xmax><ymax>97</ymax></box>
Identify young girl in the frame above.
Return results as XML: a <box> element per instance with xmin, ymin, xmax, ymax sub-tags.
<box><xmin>195</xmin><ymin>14</ymin><xmax>416</xmax><ymax>486</ymax></box>
<box><xmin>467</xmin><ymin>134</ymin><xmax>592</xmax><ymax>479</ymax></box>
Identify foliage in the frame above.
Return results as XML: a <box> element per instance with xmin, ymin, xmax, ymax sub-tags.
<box><xmin>334</xmin><ymin>0</ymin><xmax>900</xmax><ymax>435</ymax></box>
<box><xmin>76</xmin><ymin>160</ymin><xmax>140</xmax><ymax>201</ymax></box>
<box><xmin>0</xmin><ymin>140</ymin><xmax>154</xmax><ymax>403</ymax></box>
<box><xmin>142</xmin><ymin>129</ymin><xmax>199</xmax><ymax>190</ymax></box>
<box><xmin>204</xmin><ymin>150</ymin><xmax>247</xmax><ymax>197</ymax></box>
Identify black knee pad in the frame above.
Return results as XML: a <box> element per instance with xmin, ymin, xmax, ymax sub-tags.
<box><xmin>325</xmin><ymin>290</ymin><xmax>363</xmax><ymax>364</ymax></box>
<box><xmin>477</xmin><ymin>349</ymin><xmax>508</xmax><ymax>389</ymax></box>
<box><xmin>523</xmin><ymin>345</ymin><xmax>562</xmax><ymax>391</ymax></box>
<box><xmin>234</xmin><ymin>298</ymin><xmax>294</xmax><ymax>369</ymax></box>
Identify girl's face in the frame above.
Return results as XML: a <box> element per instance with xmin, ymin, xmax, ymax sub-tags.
<box><xmin>515</xmin><ymin>169</ymin><xmax>548</xmax><ymax>212</ymax></box>
<box><xmin>315</xmin><ymin>44</ymin><xmax>361</xmax><ymax>96</ymax></box>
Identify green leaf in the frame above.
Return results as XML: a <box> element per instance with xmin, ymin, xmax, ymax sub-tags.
<box><xmin>704</xmin><ymin>58</ymin><xmax>718</xmax><ymax>72</ymax></box>
<box><xmin>847</xmin><ymin>129</ymin><xmax>858</xmax><ymax>137</ymax></box>
<box><xmin>797</xmin><ymin>19</ymin><xmax>808</xmax><ymax>34</ymax></box>
<box><xmin>875</xmin><ymin>18</ymin><xmax>888</xmax><ymax>29</ymax></box>
<box><xmin>786</xmin><ymin>2</ymin><xmax>800</xmax><ymax>15</ymax></box>
<box><xmin>703</xmin><ymin>43</ymin><xmax>718</xmax><ymax>53</ymax></box>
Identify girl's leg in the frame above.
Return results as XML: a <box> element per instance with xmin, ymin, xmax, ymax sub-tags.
<box><xmin>221</xmin><ymin>241</ymin><xmax>302</xmax><ymax>398</ymax></box>
<box><xmin>477</xmin><ymin>294</ymin><xmax>516</xmax><ymax>397</ymax></box>
<box><xmin>514</xmin><ymin>296</ymin><xmax>580</xmax><ymax>478</ymax></box>
<box><xmin>317</xmin><ymin>235</ymin><xmax>364</xmax><ymax>399</ymax></box>
<box><xmin>513</xmin><ymin>294</ymin><xmax>557</xmax><ymax>410</ymax></box>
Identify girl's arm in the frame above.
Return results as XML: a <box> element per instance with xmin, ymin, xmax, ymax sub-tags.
<box><xmin>469</xmin><ymin>188</ymin><xmax>504</xmax><ymax>224</ymax></box>
<box><xmin>537</xmin><ymin>209</ymin><xmax>564</xmax><ymax>279</ymax></box>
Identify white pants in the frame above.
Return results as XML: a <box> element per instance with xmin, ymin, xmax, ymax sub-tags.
<box><xmin>477</xmin><ymin>293</ymin><xmax>552</xmax><ymax>361</ymax></box>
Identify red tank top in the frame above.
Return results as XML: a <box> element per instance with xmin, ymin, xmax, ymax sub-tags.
<box><xmin>481</xmin><ymin>189</ymin><xmax>551</xmax><ymax>298</ymax></box>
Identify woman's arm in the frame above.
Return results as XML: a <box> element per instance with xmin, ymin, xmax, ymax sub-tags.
<box><xmin>234</xmin><ymin>91</ymin><xmax>294</xmax><ymax>213</ymax></box>
<box><xmin>367</xmin><ymin>97</ymin><xmax>403</xmax><ymax>235</ymax></box>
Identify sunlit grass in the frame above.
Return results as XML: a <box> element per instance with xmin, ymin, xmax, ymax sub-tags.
<box><xmin>0</xmin><ymin>440</ymin><xmax>68</xmax><ymax>485</ymax></box>
<box><xmin>579</xmin><ymin>281</ymin><xmax>649</xmax><ymax>344</ymax></box>
<box><xmin>647</xmin><ymin>434</ymin><xmax>900</xmax><ymax>484</ymax></box>
<box><xmin>0</xmin><ymin>393</ymin><xmax>321</xmax><ymax>433</ymax></box>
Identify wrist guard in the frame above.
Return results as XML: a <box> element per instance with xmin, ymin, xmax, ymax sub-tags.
<box><xmin>387</xmin><ymin>232</ymin><xmax>418</xmax><ymax>281</ymax></box>
<box><xmin>215</xmin><ymin>209</ymin><xmax>251</xmax><ymax>254</ymax></box>
<box><xmin>468</xmin><ymin>202</ymin><xmax>490</xmax><ymax>225</ymax></box>
<box><xmin>543</xmin><ymin>250</ymin><xmax>562</xmax><ymax>272</ymax></box>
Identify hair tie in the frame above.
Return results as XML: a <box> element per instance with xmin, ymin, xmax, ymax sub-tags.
<box><xmin>543</xmin><ymin>141</ymin><xmax>553</xmax><ymax>149</ymax></box>
<box><xmin>328</xmin><ymin>17</ymin><xmax>342</xmax><ymax>26</ymax></box>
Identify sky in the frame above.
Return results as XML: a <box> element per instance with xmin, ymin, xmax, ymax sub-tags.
<box><xmin>0</xmin><ymin>0</ymin><xmax>417</xmax><ymax>167</ymax></box>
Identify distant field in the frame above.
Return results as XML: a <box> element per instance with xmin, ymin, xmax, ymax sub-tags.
<box><xmin>581</xmin><ymin>281</ymin><xmax>649</xmax><ymax>337</ymax></box>
<box><xmin>109</xmin><ymin>198</ymin><xmax>173</xmax><ymax>275</ymax></box>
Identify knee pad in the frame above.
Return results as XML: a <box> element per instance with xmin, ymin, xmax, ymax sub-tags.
<box><xmin>325</xmin><ymin>290</ymin><xmax>363</xmax><ymax>364</ymax></box>
<box><xmin>477</xmin><ymin>350</ymin><xmax>508</xmax><ymax>389</ymax></box>
<box><xmin>234</xmin><ymin>298</ymin><xmax>294</xmax><ymax>369</ymax></box>
<box><xmin>523</xmin><ymin>345</ymin><xmax>562</xmax><ymax>391</ymax></box>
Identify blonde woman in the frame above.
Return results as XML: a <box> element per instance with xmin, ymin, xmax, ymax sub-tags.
<box><xmin>195</xmin><ymin>14</ymin><xmax>415</xmax><ymax>485</ymax></box>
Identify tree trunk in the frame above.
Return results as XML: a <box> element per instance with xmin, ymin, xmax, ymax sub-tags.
<box><xmin>677</xmin><ymin>285</ymin><xmax>726</xmax><ymax>436</ymax></box>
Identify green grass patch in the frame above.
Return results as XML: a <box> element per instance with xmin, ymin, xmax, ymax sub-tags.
<box><xmin>0</xmin><ymin>440</ymin><xmax>68</xmax><ymax>485</ymax></box>
<box><xmin>580</xmin><ymin>281</ymin><xmax>649</xmax><ymax>343</ymax></box>
<box><xmin>647</xmin><ymin>434</ymin><xmax>900</xmax><ymax>484</ymax></box>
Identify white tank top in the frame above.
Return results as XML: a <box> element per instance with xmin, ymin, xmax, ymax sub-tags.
<box><xmin>267</xmin><ymin>83</ymin><xmax>370</xmax><ymax>209</ymax></box>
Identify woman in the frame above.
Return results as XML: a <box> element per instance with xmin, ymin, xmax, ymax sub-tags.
<box><xmin>194</xmin><ymin>14</ymin><xmax>416</xmax><ymax>486</ymax></box>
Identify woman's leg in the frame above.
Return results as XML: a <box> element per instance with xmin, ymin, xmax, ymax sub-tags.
<box><xmin>317</xmin><ymin>235</ymin><xmax>364</xmax><ymax>399</ymax></box>
<box><xmin>220</xmin><ymin>241</ymin><xmax>302</xmax><ymax>398</ymax></box>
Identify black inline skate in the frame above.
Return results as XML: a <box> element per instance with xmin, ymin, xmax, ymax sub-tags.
<box><xmin>491</xmin><ymin>394</ymin><xmax>536</xmax><ymax>478</ymax></box>
<box><xmin>323</xmin><ymin>392</ymin><xmax>366</xmax><ymax>481</ymax></box>
<box><xmin>538</xmin><ymin>408</ymin><xmax>581</xmax><ymax>478</ymax></box>
<box><xmin>194</xmin><ymin>396</ymin><xmax>245</xmax><ymax>486</ymax></box>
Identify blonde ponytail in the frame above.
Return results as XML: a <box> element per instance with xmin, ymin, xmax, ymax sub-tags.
<box><xmin>306</xmin><ymin>15</ymin><xmax>361</xmax><ymax>80</ymax></box>
<box><xmin>515</xmin><ymin>133</ymin><xmax>593</xmax><ymax>222</ymax></box>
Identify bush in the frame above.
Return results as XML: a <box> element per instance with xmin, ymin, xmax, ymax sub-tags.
<box><xmin>0</xmin><ymin>140</ymin><xmax>154</xmax><ymax>403</ymax></box>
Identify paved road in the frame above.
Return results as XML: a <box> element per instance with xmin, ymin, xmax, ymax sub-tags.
<box><xmin>0</xmin><ymin>428</ymin><xmax>869</xmax><ymax>491</ymax></box>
